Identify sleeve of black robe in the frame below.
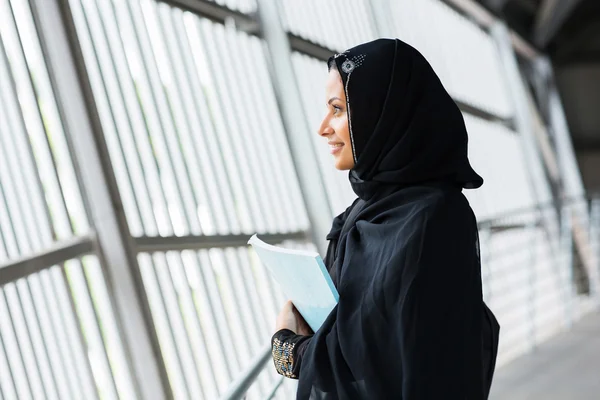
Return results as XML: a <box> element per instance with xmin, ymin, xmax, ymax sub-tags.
<box><xmin>295</xmin><ymin>194</ymin><xmax>486</xmax><ymax>399</ymax></box>
<box><xmin>271</xmin><ymin>329</ymin><xmax>312</xmax><ymax>379</ymax></box>
<box><xmin>270</xmin><ymin>236</ymin><xmax>333</xmax><ymax>379</ymax></box>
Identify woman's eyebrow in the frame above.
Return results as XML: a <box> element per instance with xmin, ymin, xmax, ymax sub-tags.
<box><xmin>328</xmin><ymin>97</ymin><xmax>342</xmax><ymax>105</ymax></box>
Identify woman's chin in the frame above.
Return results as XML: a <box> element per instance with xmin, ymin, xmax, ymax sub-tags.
<box><xmin>334</xmin><ymin>158</ymin><xmax>354</xmax><ymax>171</ymax></box>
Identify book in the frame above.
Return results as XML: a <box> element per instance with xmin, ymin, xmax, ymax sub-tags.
<box><xmin>248</xmin><ymin>234</ymin><xmax>339</xmax><ymax>332</ymax></box>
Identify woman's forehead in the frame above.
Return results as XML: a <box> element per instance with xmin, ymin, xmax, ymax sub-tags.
<box><xmin>325</xmin><ymin>69</ymin><xmax>344</xmax><ymax>93</ymax></box>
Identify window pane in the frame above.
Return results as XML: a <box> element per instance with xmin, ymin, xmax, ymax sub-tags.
<box><xmin>138</xmin><ymin>242</ymin><xmax>309</xmax><ymax>398</ymax></box>
<box><xmin>68</xmin><ymin>0</ymin><xmax>309</xmax><ymax>238</ymax></box>
<box><xmin>280</xmin><ymin>0</ymin><xmax>378</xmax><ymax>51</ymax></box>
<box><xmin>0</xmin><ymin>0</ymin><xmax>89</xmax><ymax>264</ymax></box>
<box><xmin>0</xmin><ymin>256</ymin><xmax>136</xmax><ymax>399</ymax></box>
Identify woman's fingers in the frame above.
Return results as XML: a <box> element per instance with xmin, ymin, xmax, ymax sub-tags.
<box><xmin>292</xmin><ymin>305</ymin><xmax>314</xmax><ymax>335</ymax></box>
<box><xmin>283</xmin><ymin>299</ymin><xmax>294</xmax><ymax>311</ymax></box>
<box><xmin>275</xmin><ymin>300</ymin><xmax>314</xmax><ymax>335</ymax></box>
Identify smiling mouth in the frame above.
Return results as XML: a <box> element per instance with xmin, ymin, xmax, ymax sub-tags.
<box><xmin>329</xmin><ymin>143</ymin><xmax>344</xmax><ymax>154</ymax></box>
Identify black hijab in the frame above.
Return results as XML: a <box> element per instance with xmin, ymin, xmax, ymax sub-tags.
<box><xmin>296</xmin><ymin>39</ymin><xmax>499</xmax><ymax>399</ymax></box>
<box><xmin>329</xmin><ymin>38</ymin><xmax>482</xmax><ymax>200</ymax></box>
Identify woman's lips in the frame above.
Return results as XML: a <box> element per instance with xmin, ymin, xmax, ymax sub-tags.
<box><xmin>329</xmin><ymin>142</ymin><xmax>344</xmax><ymax>155</ymax></box>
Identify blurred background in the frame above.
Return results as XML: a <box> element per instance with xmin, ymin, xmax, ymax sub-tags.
<box><xmin>0</xmin><ymin>0</ymin><xmax>599</xmax><ymax>399</ymax></box>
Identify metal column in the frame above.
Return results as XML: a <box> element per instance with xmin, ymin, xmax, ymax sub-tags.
<box><xmin>561</xmin><ymin>207</ymin><xmax>575</xmax><ymax>329</ymax></box>
<box><xmin>490</xmin><ymin>22</ymin><xmax>554</xmax><ymax>209</ymax></box>
<box><xmin>27</xmin><ymin>0</ymin><xmax>170</xmax><ymax>398</ymax></box>
<box><xmin>533</xmin><ymin>57</ymin><xmax>586</xmax><ymax>199</ymax></box>
<box><xmin>255</xmin><ymin>0</ymin><xmax>333</xmax><ymax>255</ymax></box>
<box><xmin>490</xmin><ymin>21</ymin><xmax>566</xmax><ymax>278</ymax></box>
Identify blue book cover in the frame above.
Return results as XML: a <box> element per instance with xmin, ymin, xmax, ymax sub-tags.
<box><xmin>248</xmin><ymin>234</ymin><xmax>339</xmax><ymax>332</ymax></box>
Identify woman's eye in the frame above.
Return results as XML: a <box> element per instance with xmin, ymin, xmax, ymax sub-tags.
<box><xmin>332</xmin><ymin>105</ymin><xmax>342</xmax><ymax>114</ymax></box>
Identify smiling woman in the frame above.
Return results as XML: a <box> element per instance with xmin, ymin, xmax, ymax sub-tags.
<box><xmin>271</xmin><ymin>38</ymin><xmax>500</xmax><ymax>400</ymax></box>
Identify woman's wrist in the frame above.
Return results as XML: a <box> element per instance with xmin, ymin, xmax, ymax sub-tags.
<box><xmin>271</xmin><ymin>330</ymin><xmax>313</xmax><ymax>379</ymax></box>
<box><xmin>272</xmin><ymin>328</ymin><xmax>296</xmax><ymax>339</ymax></box>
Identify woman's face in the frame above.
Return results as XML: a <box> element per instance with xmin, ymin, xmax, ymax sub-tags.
<box><xmin>318</xmin><ymin>68</ymin><xmax>355</xmax><ymax>170</ymax></box>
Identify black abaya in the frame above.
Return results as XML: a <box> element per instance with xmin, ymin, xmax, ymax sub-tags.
<box><xmin>271</xmin><ymin>38</ymin><xmax>500</xmax><ymax>400</ymax></box>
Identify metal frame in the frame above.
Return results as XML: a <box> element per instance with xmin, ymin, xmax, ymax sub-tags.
<box><xmin>256</xmin><ymin>0</ymin><xmax>334</xmax><ymax>256</ymax></box>
<box><xmin>20</xmin><ymin>0</ymin><xmax>323</xmax><ymax>398</ymax></box>
<box><xmin>287</xmin><ymin>33</ymin><xmax>337</xmax><ymax>61</ymax></box>
<box><xmin>489</xmin><ymin>24</ymin><xmax>576</xmax><ymax>323</ymax></box>
<box><xmin>532</xmin><ymin>57</ymin><xmax>587</xmax><ymax>198</ymax></box>
<box><xmin>530</xmin><ymin>56</ymin><xmax>595</xmax><ymax>287</ymax></box>
<box><xmin>135</xmin><ymin>231</ymin><xmax>308</xmax><ymax>253</ymax></box>
<box><xmin>441</xmin><ymin>0</ymin><xmax>540</xmax><ymax>61</ymax></box>
<box><xmin>491</xmin><ymin>22</ymin><xmax>556</xmax><ymax>213</ymax></box>
<box><xmin>482</xmin><ymin>0</ymin><xmax>510</xmax><ymax>13</ymax></box>
<box><xmin>264</xmin><ymin>376</ymin><xmax>286</xmax><ymax>400</ymax></box>
<box><xmin>590</xmin><ymin>199</ymin><xmax>600</xmax><ymax>309</ymax></box>
<box><xmin>0</xmin><ymin>236</ymin><xmax>94</xmax><ymax>286</ymax></box>
<box><xmin>288</xmin><ymin>33</ymin><xmax>514</xmax><ymax>127</ymax></box>
<box><xmin>368</xmin><ymin>0</ymin><xmax>516</xmax><ymax>127</ymax></box>
<box><xmin>218</xmin><ymin>344</ymin><xmax>271</xmax><ymax>400</ymax></box>
<box><xmin>28</xmin><ymin>0</ymin><xmax>171</xmax><ymax>398</ymax></box>
<box><xmin>533</xmin><ymin>0</ymin><xmax>583</xmax><ymax>48</ymax></box>
<box><xmin>160</xmin><ymin>0</ymin><xmax>257</xmax><ymax>30</ymax></box>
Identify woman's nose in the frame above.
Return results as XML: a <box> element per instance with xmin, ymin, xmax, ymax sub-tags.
<box><xmin>318</xmin><ymin>117</ymin><xmax>334</xmax><ymax>137</ymax></box>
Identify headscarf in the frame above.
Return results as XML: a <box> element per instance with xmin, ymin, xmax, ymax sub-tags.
<box><xmin>296</xmin><ymin>38</ymin><xmax>499</xmax><ymax>399</ymax></box>
<box><xmin>328</xmin><ymin>38</ymin><xmax>482</xmax><ymax>199</ymax></box>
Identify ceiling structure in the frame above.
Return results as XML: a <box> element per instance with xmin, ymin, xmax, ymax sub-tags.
<box><xmin>480</xmin><ymin>0</ymin><xmax>599</xmax><ymax>62</ymax></box>
<box><xmin>478</xmin><ymin>0</ymin><xmax>600</xmax><ymax>191</ymax></box>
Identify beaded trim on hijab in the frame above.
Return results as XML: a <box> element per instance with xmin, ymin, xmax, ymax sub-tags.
<box><xmin>333</xmin><ymin>52</ymin><xmax>367</xmax><ymax>163</ymax></box>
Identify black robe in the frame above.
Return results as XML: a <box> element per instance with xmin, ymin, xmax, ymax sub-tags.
<box><xmin>271</xmin><ymin>38</ymin><xmax>500</xmax><ymax>399</ymax></box>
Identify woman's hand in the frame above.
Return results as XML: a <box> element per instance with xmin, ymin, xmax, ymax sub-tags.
<box><xmin>275</xmin><ymin>300</ymin><xmax>314</xmax><ymax>336</ymax></box>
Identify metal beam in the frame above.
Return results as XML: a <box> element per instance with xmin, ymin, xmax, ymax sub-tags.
<box><xmin>0</xmin><ymin>235</ymin><xmax>94</xmax><ymax>286</ymax></box>
<box><xmin>440</xmin><ymin>0</ymin><xmax>541</xmax><ymax>61</ymax></box>
<box><xmin>288</xmin><ymin>35</ymin><xmax>514</xmax><ymax>127</ymax></box>
<box><xmin>219</xmin><ymin>344</ymin><xmax>271</xmax><ymax>400</ymax></box>
<box><xmin>265</xmin><ymin>377</ymin><xmax>286</xmax><ymax>400</ymax></box>
<box><xmin>256</xmin><ymin>0</ymin><xmax>335</xmax><ymax>255</ymax></box>
<box><xmin>491</xmin><ymin>21</ymin><xmax>562</xmax><ymax>253</ymax></box>
<box><xmin>533</xmin><ymin>0</ymin><xmax>583</xmax><ymax>48</ymax></box>
<box><xmin>160</xmin><ymin>0</ymin><xmax>258</xmax><ymax>33</ymax></box>
<box><xmin>135</xmin><ymin>231</ymin><xmax>309</xmax><ymax>253</ymax></box>
<box><xmin>534</xmin><ymin>56</ymin><xmax>587</xmax><ymax>198</ymax></box>
<box><xmin>482</xmin><ymin>0</ymin><xmax>510</xmax><ymax>13</ymax></box>
<box><xmin>29</xmin><ymin>0</ymin><xmax>171</xmax><ymax>398</ymax></box>
<box><xmin>287</xmin><ymin>33</ymin><xmax>337</xmax><ymax>61</ymax></box>
<box><xmin>454</xmin><ymin>99</ymin><xmax>515</xmax><ymax>128</ymax></box>
<box><xmin>509</xmin><ymin>30</ymin><xmax>541</xmax><ymax>61</ymax></box>
<box><xmin>489</xmin><ymin>222</ymin><xmax>541</xmax><ymax>233</ymax></box>
<box><xmin>441</xmin><ymin>0</ymin><xmax>496</xmax><ymax>28</ymax></box>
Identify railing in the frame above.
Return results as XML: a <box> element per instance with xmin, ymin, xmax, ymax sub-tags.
<box><xmin>222</xmin><ymin>196</ymin><xmax>600</xmax><ymax>400</ymax></box>
<box><xmin>480</xmin><ymin>196</ymin><xmax>600</xmax><ymax>366</ymax></box>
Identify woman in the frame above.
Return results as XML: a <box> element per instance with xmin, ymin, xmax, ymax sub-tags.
<box><xmin>272</xmin><ymin>38</ymin><xmax>500</xmax><ymax>399</ymax></box>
